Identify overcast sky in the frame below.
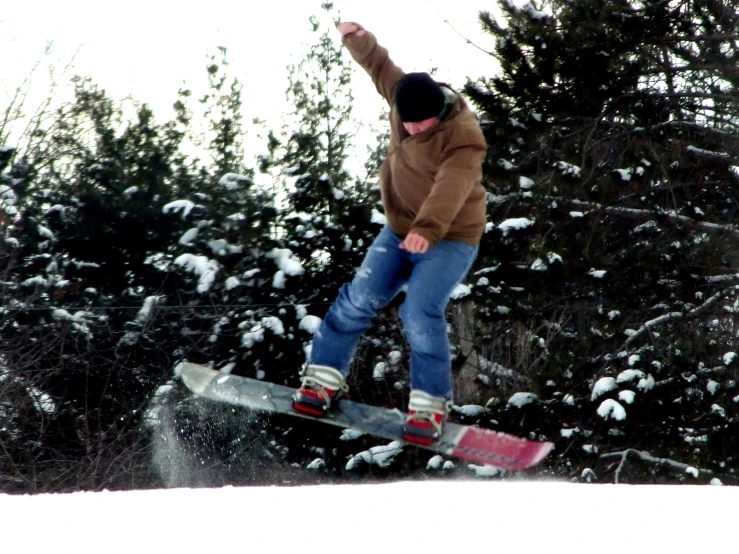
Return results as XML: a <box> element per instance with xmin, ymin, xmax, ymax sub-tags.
<box><xmin>2</xmin><ymin>0</ymin><xmax>502</xmax><ymax>160</ymax></box>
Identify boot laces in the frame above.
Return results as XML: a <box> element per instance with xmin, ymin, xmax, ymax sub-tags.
<box><xmin>298</xmin><ymin>366</ymin><xmax>348</xmax><ymax>405</ymax></box>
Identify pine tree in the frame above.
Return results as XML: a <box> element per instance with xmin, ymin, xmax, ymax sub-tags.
<box><xmin>462</xmin><ymin>0</ymin><xmax>739</xmax><ymax>482</ymax></box>
<box><xmin>262</xmin><ymin>3</ymin><xmax>378</xmax><ymax>349</ymax></box>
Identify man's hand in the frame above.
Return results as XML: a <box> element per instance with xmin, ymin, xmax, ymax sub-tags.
<box><xmin>337</xmin><ymin>22</ymin><xmax>366</xmax><ymax>38</ymax></box>
<box><xmin>399</xmin><ymin>232</ymin><xmax>430</xmax><ymax>254</ymax></box>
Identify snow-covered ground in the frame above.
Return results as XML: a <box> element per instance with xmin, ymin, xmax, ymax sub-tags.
<box><xmin>1</xmin><ymin>480</ymin><xmax>735</xmax><ymax>553</ymax></box>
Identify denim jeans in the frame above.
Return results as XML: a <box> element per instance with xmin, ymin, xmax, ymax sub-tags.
<box><xmin>308</xmin><ymin>225</ymin><xmax>478</xmax><ymax>400</ymax></box>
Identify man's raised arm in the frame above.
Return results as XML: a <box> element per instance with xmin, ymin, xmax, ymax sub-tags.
<box><xmin>338</xmin><ymin>22</ymin><xmax>405</xmax><ymax>105</ymax></box>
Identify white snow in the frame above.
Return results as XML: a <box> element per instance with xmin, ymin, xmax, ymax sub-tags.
<box><xmin>2</xmin><ymin>481</ymin><xmax>736</xmax><ymax>552</ymax></box>
<box><xmin>507</xmin><ymin>392</ymin><xmax>537</xmax><ymax>408</ymax></box>
<box><xmin>208</xmin><ymin>239</ymin><xmax>243</xmax><ymax>256</ymax></box>
<box><xmin>241</xmin><ymin>325</ymin><xmax>265</xmax><ymax>348</ymax></box>
<box><xmin>339</xmin><ymin>429</ymin><xmax>365</xmax><ymax>441</ymax></box>
<box><xmin>588</xmin><ymin>268</ymin><xmax>607</xmax><ymax>279</ymax></box>
<box><xmin>452</xmin><ymin>404</ymin><xmax>486</xmax><ymax>417</ymax></box>
<box><xmin>299</xmin><ymin>315</ymin><xmax>322</xmax><ymax>334</ymax></box>
<box><xmin>685</xmin><ymin>466</ymin><xmax>700</xmax><ymax>478</ymax></box>
<box><xmin>27</xmin><ymin>387</ymin><xmax>56</xmax><ymax>414</ymax></box>
<box><xmin>468</xmin><ymin>464</ymin><xmax>504</xmax><ymax>477</ymax></box>
<box><xmin>450</xmin><ymin>283</ymin><xmax>471</xmax><ymax>299</ymax></box>
<box><xmin>218</xmin><ymin>172</ymin><xmax>251</xmax><ymax>190</ymax></box>
<box><xmin>174</xmin><ymin>254</ymin><xmax>219</xmax><ymax>293</ymax></box>
<box><xmin>136</xmin><ymin>296</ymin><xmax>162</xmax><ymax>324</ymax></box>
<box><xmin>178</xmin><ymin>227</ymin><xmax>199</xmax><ymax>245</ymax></box>
<box><xmin>345</xmin><ymin>440</ymin><xmax>403</xmax><ymax>469</ymax></box>
<box><xmin>591</xmin><ymin>377</ymin><xmax>617</xmax><ymax>401</ymax></box>
<box><xmin>372</xmin><ymin>361</ymin><xmax>392</xmax><ymax>380</ymax></box>
<box><xmin>268</xmin><ymin>248</ymin><xmax>305</xmax><ymax>277</ymax></box>
<box><xmin>519</xmin><ymin>176</ymin><xmax>535</xmax><ymax>190</ymax></box>
<box><xmin>617</xmin><ymin>369</ymin><xmax>644</xmax><ymax>384</ymax></box>
<box><xmin>306</xmin><ymin>458</ymin><xmax>325</xmax><ymax>470</ymax></box>
<box><xmin>52</xmin><ymin>309</ymin><xmax>91</xmax><ymax>322</ymax></box>
<box><xmin>618</xmin><ymin>390</ymin><xmax>636</xmax><ymax>404</ymax></box>
<box><xmin>724</xmin><ymin>352</ymin><xmax>736</xmax><ymax>365</ymax></box>
<box><xmin>162</xmin><ymin>200</ymin><xmax>199</xmax><ymax>219</ymax></box>
<box><xmin>38</xmin><ymin>225</ymin><xmax>54</xmax><ymax>240</ymax></box>
<box><xmin>614</xmin><ymin>168</ymin><xmax>633</xmax><ymax>181</ymax></box>
<box><xmin>261</xmin><ymin>316</ymin><xmax>285</xmax><ymax>336</ymax></box>
<box><xmin>523</xmin><ymin>1</ymin><xmax>550</xmax><ymax>20</ymax></box>
<box><xmin>224</xmin><ymin>276</ymin><xmax>241</xmax><ymax>291</ymax></box>
<box><xmin>547</xmin><ymin>252</ymin><xmax>562</xmax><ymax>264</ymax></box>
<box><xmin>531</xmin><ymin>258</ymin><xmax>547</xmax><ymax>271</ymax></box>
<box><xmin>0</xmin><ymin>185</ymin><xmax>17</xmax><ymax>205</ymax></box>
<box><xmin>22</xmin><ymin>276</ymin><xmax>48</xmax><ymax>288</ymax></box>
<box><xmin>554</xmin><ymin>161</ymin><xmax>581</xmax><ymax>178</ymax></box>
<box><xmin>686</xmin><ymin>145</ymin><xmax>729</xmax><ymax>158</ymax></box>
<box><xmin>498</xmin><ymin>217</ymin><xmax>535</xmax><ymax>236</ymax></box>
<box><xmin>637</xmin><ymin>374</ymin><xmax>655</xmax><ymax>392</ymax></box>
<box><xmin>597</xmin><ymin>399</ymin><xmax>627</xmax><ymax>421</ymax></box>
<box><xmin>371</xmin><ymin>209</ymin><xmax>387</xmax><ymax>225</ymax></box>
<box><xmin>426</xmin><ymin>455</ymin><xmax>444</xmax><ymax>469</ymax></box>
<box><xmin>498</xmin><ymin>158</ymin><xmax>515</xmax><ymax>171</ymax></box>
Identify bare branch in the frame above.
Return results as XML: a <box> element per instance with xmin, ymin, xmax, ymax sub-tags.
<box><xmin>601</xmin><ymin>448</ymin><xmax>711</xmax><ymax>484</ymax></box>
<box><xmin>623</xmin><ymin>290</ymin><xmax>727</xmax><ymax>347</ymax></box>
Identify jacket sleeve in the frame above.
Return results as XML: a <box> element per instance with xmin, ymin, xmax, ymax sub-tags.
<box><xmin>409</xmin><ymin>128</ymin><xmax>487</xmax><ymax>246</ymax></box>
<box><xmin>342</xmin><ymin>27</ymin><xmax>405</xmax><ymax>105</ymax></box>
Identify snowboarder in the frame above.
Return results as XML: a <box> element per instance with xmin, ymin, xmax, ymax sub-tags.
<box><xmin>292</xmin><ymin>21</ymin><xmax>488</xmax><ymax>446</ymax></box>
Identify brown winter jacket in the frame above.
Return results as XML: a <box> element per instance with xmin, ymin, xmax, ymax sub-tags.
<box><xmin>342</xmin><ymin>28</ymin><xmax>487</xmax><ymax>246</ymax></box>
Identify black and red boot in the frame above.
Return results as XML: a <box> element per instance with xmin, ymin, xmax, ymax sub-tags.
<box><xmin>292</xmin><ymin>364</ymin><xmax>348</xmax><ymax>417</ymax></box>
<box><xmin>403</xmin><ymin>390</ymin><xmax>448</xmax><ymax>445</ymax></box>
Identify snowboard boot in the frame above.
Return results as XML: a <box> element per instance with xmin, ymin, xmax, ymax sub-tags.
<box><xmin>292</xmin><ymin>364</ymin><xmax>348</xmax><ymax>417</ymax></box>
<box><xmin>403</xmin><ymin>390</ymin><xmax>449</xmax><ymax>445</ymax></box>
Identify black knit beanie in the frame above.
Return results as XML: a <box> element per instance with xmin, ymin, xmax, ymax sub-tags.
<box><xmin>394</xmin><ymin>72</ymin><xmax>446</xmax><ymax>123</ymax></box>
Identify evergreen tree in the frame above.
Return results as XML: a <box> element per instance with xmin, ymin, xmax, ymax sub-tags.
<box><xmin>258</xmin><ymin>3</ymin><xmax>380</xmax><ymax>374</ymax></box>
<box><xmin>462</xmin><ymin>0</ymin><xmax>739</xmax><ymax>482</ymax></box>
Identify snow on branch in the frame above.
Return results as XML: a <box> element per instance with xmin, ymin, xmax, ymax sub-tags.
<box><xmin>705</xmin><ymin>273</ymin><xmax>739</xmax><ymax>283</ymax></box>
<box><xmin>684</xmin><ymin>145</ymin><xmax>734</xmax><ymax>163</ymax></box>
<box><xmin>624</xmin><ymin>290</ymin><xmax>727</xmax><ymax>347</ymax></box>
<box><xmin>623</xmin><ymin>311</ymin><xmax>684</xmax><ymax>346</ymax></box>
<box><xmin>566</xmin><ymin>199</ymin><xmax>739</xmax><ymax>239</ymax></box>
<box><xmin>652</xmin><ymin>120</ymin><xmax>739</xmax><ymax>145</ymax></box>
<box><xmin>600</xmin><ymin>449</ymin><xmax>711</xmax><ymax>484</ymax></box>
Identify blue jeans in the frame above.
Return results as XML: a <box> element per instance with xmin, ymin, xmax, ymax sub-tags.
<box><xmin>308</xmin><ymin>225</ymin><xmax>478</xmax><ymax>400</ymax></box>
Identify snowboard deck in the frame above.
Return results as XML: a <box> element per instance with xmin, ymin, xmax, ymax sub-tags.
<box><xmin>180</xmin><ymin>362</ymin><xmax>553</xmax><ymax>471</ymax></box>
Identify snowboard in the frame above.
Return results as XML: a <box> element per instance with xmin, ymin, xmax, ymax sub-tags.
<box><xmin>180</xmin><ymin>362</ymin><xmax>553</xmax><ymax>471</ymax></box>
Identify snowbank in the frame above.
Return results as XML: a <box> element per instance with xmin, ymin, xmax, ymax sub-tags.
<box><xmin>0</xmin><ymin>481</ymin><xmax>736</xmax><ymax>553</ymax></box>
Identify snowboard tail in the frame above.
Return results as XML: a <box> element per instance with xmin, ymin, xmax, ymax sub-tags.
<box><xmin>180</xmin><ymin>362</ymin><xmax>553</xmax><ymax>471</ymax></box>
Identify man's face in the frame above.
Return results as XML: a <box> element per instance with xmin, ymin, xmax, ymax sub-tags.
<box><xmin>403</xmin><ymin>116</ymin><xmax>439</xmax><ymax>136</ymax></box>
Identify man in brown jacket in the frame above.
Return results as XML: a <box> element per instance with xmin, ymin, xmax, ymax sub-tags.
<box><xmin>292</xmin><ymin>21</ymin><xmax>487</xmax><ymax>445</ymax></box>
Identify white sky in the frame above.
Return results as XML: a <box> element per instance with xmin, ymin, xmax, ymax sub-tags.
<box><xmin>2</xmin><ymin>0</ymin><xmax>500</xmax><ymax>160</ymax></box>
<box><xmin>1</xmin><ymin>480</ymin><xmax>736</xmax><ymax>553</ymax></box>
